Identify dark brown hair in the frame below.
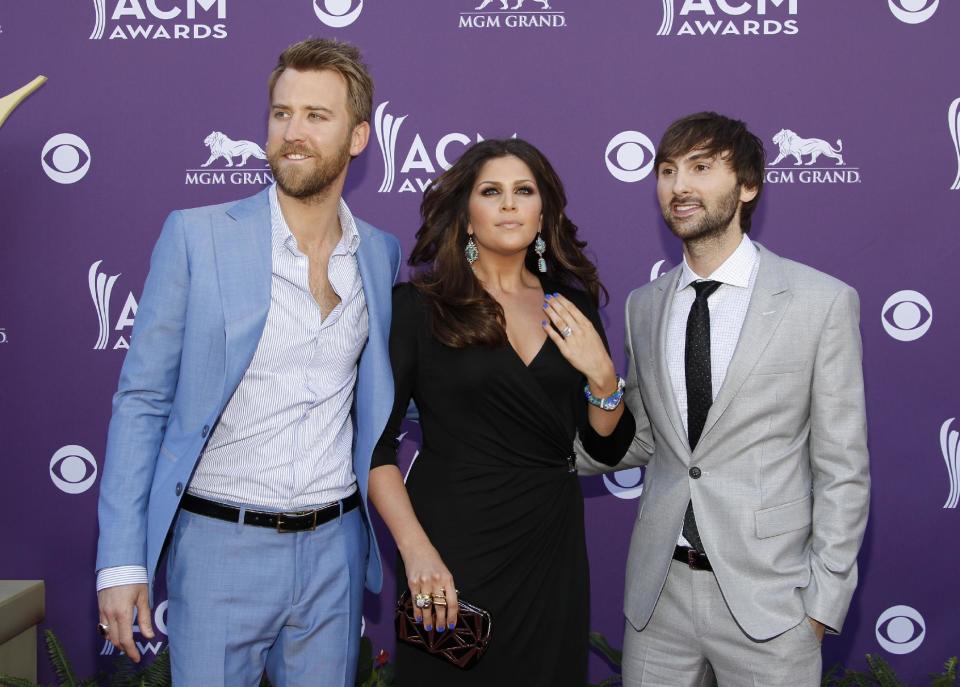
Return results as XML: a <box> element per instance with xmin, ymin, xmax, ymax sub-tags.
<box><xmin>410</xmin><ymin>139</ymin><xmax>607</xmax><ymax>348</ymax></box>
<box><xmin>268</xmin><ymin>38</ymin><xmax>373</xmax><ymax>128</ymax></box>
<box><xmin>655</xmin><ymin>112</ymin><xmax>766</xmax><ymax>233</ymax></box>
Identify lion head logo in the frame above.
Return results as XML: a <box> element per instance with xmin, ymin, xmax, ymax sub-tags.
<box><xmin>201</xmin><ymin>131</ymin><xmax>267</xmax><ymax>168</ymax></box>
<box><xmin>770</xmin><ymin>129</ymin><xmax>844</xmax><ymax>167</ymax></box>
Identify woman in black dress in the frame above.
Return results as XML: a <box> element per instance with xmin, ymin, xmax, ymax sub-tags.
<box><xmin>369</xmin><ymin>139</ymin><xmax>635</xmax><ymax>685</ymax></box>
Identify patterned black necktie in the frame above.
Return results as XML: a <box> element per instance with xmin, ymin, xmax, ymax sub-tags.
<box><xmin>682</xmin><ymin>280</ymin><xmax>721</xmax><ymax>553</ymax></box>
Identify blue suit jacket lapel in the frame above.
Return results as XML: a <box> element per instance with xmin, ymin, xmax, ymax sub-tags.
<box><xmin>352</xmin><ymin>222</ymin><xmax>393</xmax><ymax>498</ymax></box>
<box><xmin>214</xmin><ymin>189</ymin><xmax>272</xmax><ymax>405</ymax></box>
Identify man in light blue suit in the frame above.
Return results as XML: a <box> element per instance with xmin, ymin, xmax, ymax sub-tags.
<box><xmin>95</xmin><ymin>39</ymin><xmax>401</xmax><ymax>686</ymax></box>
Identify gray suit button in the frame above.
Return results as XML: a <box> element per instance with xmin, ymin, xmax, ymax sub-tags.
<box><xmin>689</xmin><ymin>467</ymin><xmax>702</xmax><ymax>479</ymax></box>
<box><xmin>201</xmin><ymin>425</ymin><xmax>210</xmax><ymax>437</ymax></box>
<box><xmin>175</xmin><ymin>483</ymin><xmax>183</xmax><ymax>496</ymax></box>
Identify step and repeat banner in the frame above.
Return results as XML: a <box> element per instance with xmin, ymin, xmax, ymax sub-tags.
<box><xmin>1</xmin><ymin>1</ymin><xmax>957</xmax><ymax>683</ymax></box>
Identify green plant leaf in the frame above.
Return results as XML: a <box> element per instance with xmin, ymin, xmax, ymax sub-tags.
<box><xmin>139</xmin><ymin>649</ymin><xmax>171</xmax><ymax>687</ymax></box>
<box><xmin>866</xmin><ymin>653</ymin><xmax>903</xmax><ymax>687</ymax></box>
<box><xmin>588</xmin><ymin>631</ymin><xmax>623</xmax><ymax>667</ymax></box>
<box><xmin>42</xmin><ymin>631</ymin><xmax>78</xmax><ymax>687</ymax></box>
<box><xmin>356</xmin><ymin>636</ymin><xmax>373</xmax><ymax>686</ymax></box>
<box><xmin>930</xmin><ymin>656</ymin><xmax>959</xmax><ymax>687</ymax></box>
<box><xmin>0</xmin><ymin>677</ymin><xmax>44</xmax><ymax>687</ymax></box>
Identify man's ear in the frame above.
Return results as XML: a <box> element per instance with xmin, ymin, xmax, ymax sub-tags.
<box><xmin>740</xmin><ymin>184</ymin><xmax>759</xmax><ymax>203</ymax></box>
<box><xmin>349</xmin><ymin>121</ymin><xmax>370</xmax><ymax>157</ymax></box>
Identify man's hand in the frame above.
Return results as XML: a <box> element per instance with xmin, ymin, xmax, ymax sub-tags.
<box><xmin>807</xmin><ymin>616</ymin><xmax>826</xmax><ymax>643</ymax></box>
<box><xmin>98</xmin><ymin>583</ymin><xmax>153</xmax><ymax>662</ymax></box>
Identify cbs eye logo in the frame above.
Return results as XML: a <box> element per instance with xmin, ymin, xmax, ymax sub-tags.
<box><xmin>605</xmin><ymin>131</ymin><xmax>656</xmax><ymax>183</ymax></box>
<box><xmin>41</xmin><ymin>133</ymin><xmax>91</xmax><ymax>184</ymax></box>
<box><xmin>881</xmin><ymin>290</ymin><xmax>932</xmax><ymax>342</ymax></box>
<box><xmin>603</xmin><ymin>467</ymin><xmax>645</xmax><ymax>500</ymax></box>
<box><xmin>875</xmin><ymin>605</ymin><xmax>925</xmax><ymax>654</ymax></box>
<box><xmin>313</xmin><ymin>0</ymin><xmax>363</xmax><ymax>27</ymax></box>
<box><xmin>49</xmin><ymin>445</ymin><xmax>98</xmax><ymax>494</ymax></box>
<box><xmin>888</xmin><ymin>0</ymin><xmax>939</xmax><ymax>24</ymax></box>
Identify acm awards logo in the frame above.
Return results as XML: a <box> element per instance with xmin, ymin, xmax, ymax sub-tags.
<box><xmin>100</xmin><ymin>601</ymin><xmax>169</xmax><ymax>657</ymax></box>
<box><xmin>650</xmin><ymin>259</ymin><xmax>671</xmax><ymax>282</ymax></box>
<box><xmin>875</xmin><ymin>605</ymin><xmax>925</xmax><ymax>655</ymax></box>
<box><xmin>90</xmin><ymin>260</ymin><xmax>139</xmax><ymax>350</ymax></box>
<box><xmin>50</xmin><ymin>445</ymin><xmax>98</xmax><ymax>495</ymax></box>
<box><xmin>313</xmin><ymin>0</ymin><xmax>363</xmax><ymax>27</ymax></box>
<box><xmin>459</xmin><ymin>0</ymin><xmax>566</xmax><ymax>29</ymax></box>
<box><xmin>658</xmin><ymin>0</ymin><xmax>797</xmax><ymax>37</ymax></box>
<box><xmin>374</xmin><ymin>102</ymin><xmax>516</xmax><ymax>194</ymax></box>
<box><xmin>764</xmin><ymin>128</ymin><xmax>861</xmax><ymax>185</ymax></box>
<box><xmin>888</xmin><ymin>0</ymin><xmax>939</xmax><ymax>24</ymax></box>
<box><xmin>881</xmin><ymin>290</ymin><xmax>932</xmax><ymax>342</ymax></box>
<box><xmin>90</xmin><ymin>0</ymin><xmax>227</xmax><ymax>40</ymax></box>
<box><xmin>605</xmin><ymin>131</ymin><xmax>656</xmax><ymax>184</ymax></box>
<box><xmin>0</xmin><ymin>76</ymin><xmax>47</xmax><ymax>130</ymax></box>
<box><xmin>941</xmin><ymin>418</ymin><xmax>959</xmax><ymax>510</ymax></box>
<box><xmin>185</xmin><ymin>130</ymin><xmax>272</xmax><ymax>186</ymax></box>
<box><xmin>949</xmin><ymin>97</ymin><xmax>960</xmax><ymax>191</ymax></box>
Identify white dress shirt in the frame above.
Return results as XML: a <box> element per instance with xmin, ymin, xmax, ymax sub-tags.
<box><xmin>665</xmin><ymin>233</ymin><xmax>759</xmax><ymax>547</ymax></box>
<box><xmin>97</xmin><ymin>186</ymin><xmax>367</xmax><ymax>591</ymax></box>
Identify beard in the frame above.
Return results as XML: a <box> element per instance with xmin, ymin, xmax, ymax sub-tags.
<box><xmin>268</xmin><ymin>135</ymin><xmax>352</xmax><ymax>200</ymax></box>
<box><xmin>661</xmin><ymin>184</ymin><xmax>741</xmax><ymax>243</ymax></box>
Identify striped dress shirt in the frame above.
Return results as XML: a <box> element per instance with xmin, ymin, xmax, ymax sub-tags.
<box><xmin>97</xmin><ymin>185</ymin><xmax>368</xmax><ymax>591</ymax></box>
<box><xmin>666</xmin><ymin>233</ymin><xmax>759</xmax><ymax>548</ymax></box>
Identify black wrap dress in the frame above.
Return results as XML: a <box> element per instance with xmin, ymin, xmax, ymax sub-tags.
<box><xmin>371</xmin><ymin>281</ymin><xmax>635</xmax><ymax>686</ymax></box>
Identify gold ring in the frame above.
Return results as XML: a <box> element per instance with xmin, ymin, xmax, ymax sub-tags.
<box><xmin>415</xmin><ymin>593</ymin><xmax>433</xmax><ymax>609</ymax></box>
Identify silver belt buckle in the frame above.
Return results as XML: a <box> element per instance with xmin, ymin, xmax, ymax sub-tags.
<box><xmin>276</xmin><ymin>509</ymin><xmax>318</xmax><ymax>533</ymax></box>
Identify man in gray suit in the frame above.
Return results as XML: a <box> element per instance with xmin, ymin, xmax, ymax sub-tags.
<box><xmin>580</xmin><ymin>112</ymin><xmax>869</xmax><ymax>686</ymax></box>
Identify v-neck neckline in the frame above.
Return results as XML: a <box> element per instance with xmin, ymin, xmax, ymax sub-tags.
<box><xmin>509</xmin><ymin>334</ymin><xmax>550</xmax><ymax>369</ymax></box>
<box><xmin>503</xmin><ymin>274</ymin><xmax>556</xmax><ymax>368</ymax></box>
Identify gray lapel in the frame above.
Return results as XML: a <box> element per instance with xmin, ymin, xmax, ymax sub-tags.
<box><xmin>696</xmin><ymin>244</ymin><xmax>791</xmax><ymax>448</ymax></box>
<box><xmin>651</xmin><ymin>266</ymin><xmax>690</xmax><ymax>454</ymax></box>
<box><xmin>214</xmin><ymin>190</ymin><xmax>272</xmax><ymax>396</ymax></box>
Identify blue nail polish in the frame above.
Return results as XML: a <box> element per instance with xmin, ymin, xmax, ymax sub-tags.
<box><xmin>553</xmin><ymin>292</ymin><xmax>560</xmax><ymax>297</ymax></box>
<box><xmin>543</xmin><ymin>303</ymin><xmax>549</xmax><ymax>310</ymax></box>
<box><xmin>415</xmin><ymin>616</ymin><xmax>422</xmax><ymax>623</ymax></box>
<box><xmin>437</xmin><ymin>625</ymin><xmax>445</xmax><ymax>633</ymax></box>
<box><xmin>424</xmin><ymin>624</ymin><xmax>432</xmax><ymax>631</ymax></box>
<box><xmin>448</xmin><ymin>622</ymin><xmax>456</xmax><ymax>630</ymax></box>
<box><xmin>545</xmin><ymin>293</ymin><xmax>552</xmax><ymax>299</ymax></box>
<box><xmin>541</xmin><ymin>320</ymin><xmax>547</xmax><ymax>326</ymax></box>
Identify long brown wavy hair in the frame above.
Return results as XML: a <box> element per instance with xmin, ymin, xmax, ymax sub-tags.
<box><xmin>409</xmin><ymin>138</ymin><xmax>607</xmax><ymax>348</ymax></box>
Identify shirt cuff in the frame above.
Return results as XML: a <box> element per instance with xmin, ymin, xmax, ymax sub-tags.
<box><xmin>97</xmin><ymin>565</ymin><xmax>149</xmax><ymax>592</ymax></box>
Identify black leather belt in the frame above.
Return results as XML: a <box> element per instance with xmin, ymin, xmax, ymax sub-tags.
<box><xmin>180</xmin><ymin>491</ymin><xmax>360</xmax><ymax>533</ymax></box>
<box><xmin>673</xmin><ymin>545</ymin><xmax>713</xmax><ymax>571</ymax></box>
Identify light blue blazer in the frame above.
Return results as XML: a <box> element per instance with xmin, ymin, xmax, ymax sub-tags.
<box><xmin>95</xmin><ymin>188</ymin><xmax>400</xmax><ymax>595</ymax></box>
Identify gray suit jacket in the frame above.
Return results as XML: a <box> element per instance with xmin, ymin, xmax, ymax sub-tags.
<box><xmin>579</xmin><ymin>243</ymin><xmax>869</xmax><ymax>640</ymax></box>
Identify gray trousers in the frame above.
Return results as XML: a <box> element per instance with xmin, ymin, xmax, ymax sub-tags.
<box><xmin>622</xmin><ymin>560</ymin><xmax>821</xmax><ymax>687</ymax></box>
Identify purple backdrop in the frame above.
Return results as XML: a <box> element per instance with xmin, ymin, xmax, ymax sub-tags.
<box><xmin>1</xmin><ymin>1</ymin><xmax>958</xmax><ymax>683</ymax></box>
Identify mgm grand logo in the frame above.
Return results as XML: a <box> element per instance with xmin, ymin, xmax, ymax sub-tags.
<box><xmin>765</xmin><ymin>128</ymin><xmax>861</xmax><ymax>185</ymax></box>
<box><xmin>459</xmin><ymin>0</ymin><xmax>566</xmax><ymax>29</ymax></box>
<box><xmin>185</xmin><ymin>130</ymin><xmax>273</xmax><ymax>186</ymax></box>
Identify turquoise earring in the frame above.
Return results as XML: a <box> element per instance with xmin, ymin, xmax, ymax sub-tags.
<box><xmin>534</xmin><ymin>233</ymin><xmax>547</xmax><ymax>273</ymax></box>
<box><xmin>465</xmin><ymin>236</ymin><xmax>479</xmax><ymax>264</ymax></box>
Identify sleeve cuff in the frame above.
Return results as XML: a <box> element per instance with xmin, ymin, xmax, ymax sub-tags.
<box><xmin>580</xmin><ymin>406</ymin><xmax>637</xmax><ymax>466</ymax></box>
<box><xmin>97</xmin><ymin>565</ymin><xmax>149</xmax><ymax>592</ymax></box>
